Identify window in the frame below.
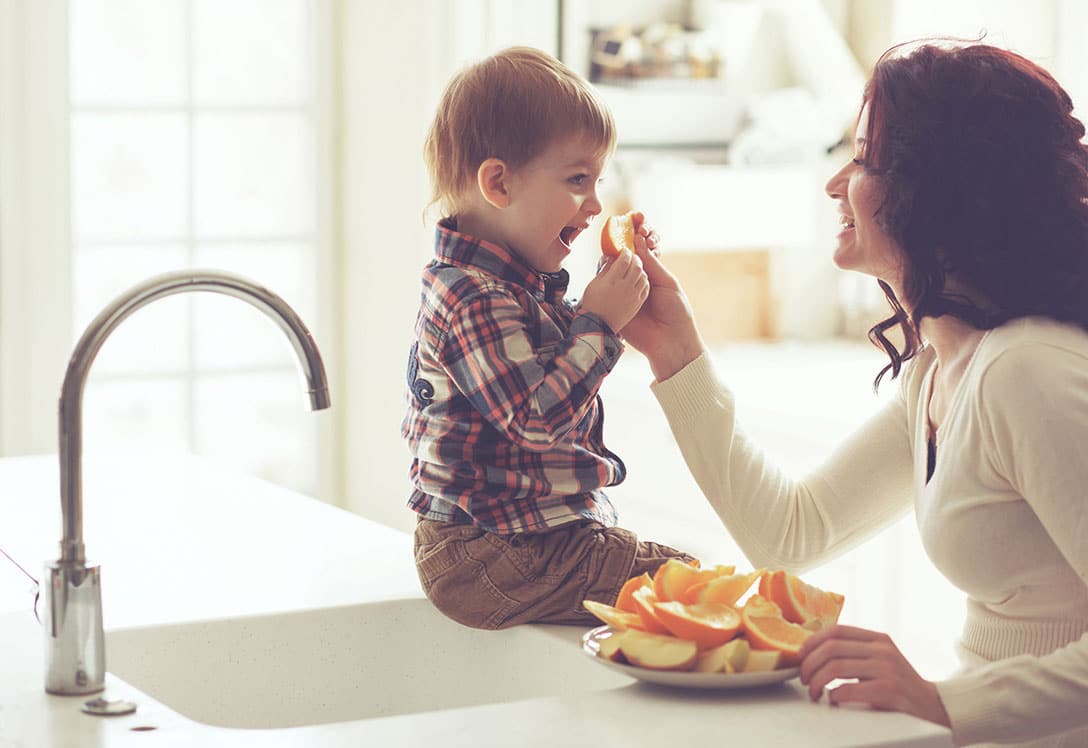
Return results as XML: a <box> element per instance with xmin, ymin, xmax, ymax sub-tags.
<box><xmin>68</xmin><ymin>0</ymin><xmax>330</xmax><ymax>497</ymax></box>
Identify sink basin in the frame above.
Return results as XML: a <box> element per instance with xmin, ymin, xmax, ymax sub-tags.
<box><xmin>105</xmin><ymin>598</ymin><xmax>629</xmax><ymax>728</ymax></box>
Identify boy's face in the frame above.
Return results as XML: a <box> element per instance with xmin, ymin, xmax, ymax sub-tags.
<box><xmin>500</xmin><ymin>134</ymin><xmax>609</xmax><ymax>274</ymax></box>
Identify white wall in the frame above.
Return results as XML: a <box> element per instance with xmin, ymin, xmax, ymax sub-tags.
<box><xmin>338</xmin><ymin>0</ymin><xmax>559</xmax><ymax>532</ymax></box>
<box><xmin>0</xmin><ymin>0</ymin><xmax>72</xmax><ymax>457</ymax></box>
<box><xmin>339</xmin><ymin>0</ymin><xmax>434</xmax><ymax>531</ymax></box>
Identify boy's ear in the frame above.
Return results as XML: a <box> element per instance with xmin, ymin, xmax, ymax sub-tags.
<box><xmin>476</xmin><ymin>158</ymin><xmax>512</xmax><ymax>209</ymax></box>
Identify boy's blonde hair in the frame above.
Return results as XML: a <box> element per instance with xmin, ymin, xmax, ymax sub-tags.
<box><xmin>424</xmin><ymin>46</ymin><xmax>616</xmax><ymax>218</ymax></box>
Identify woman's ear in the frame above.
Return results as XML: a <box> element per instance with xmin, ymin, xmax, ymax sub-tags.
<box><xmin>477</xmin><ymin>158</ymin><xmax>512</xmax><ymax>209</ymax></box>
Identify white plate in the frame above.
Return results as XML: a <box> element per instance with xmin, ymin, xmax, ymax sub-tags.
<box><xmin>581</xmin><ymin>625</ymin><xmax>800</xmax><ymax>690</ymax></box>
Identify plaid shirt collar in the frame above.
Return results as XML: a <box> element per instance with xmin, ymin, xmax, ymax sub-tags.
<box><xmin>436</xmin><ymin>218</ymin><xmax>570</xmax><ymax>304</ymax></box>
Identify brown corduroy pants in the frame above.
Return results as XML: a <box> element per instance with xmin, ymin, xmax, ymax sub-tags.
<box><xmin>414</xmin><ymin>517</ymin><xmax>697</xmax><ymax>630</ymax></box>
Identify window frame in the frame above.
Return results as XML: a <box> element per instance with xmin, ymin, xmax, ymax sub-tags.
<box><xmin>0</xmin><ymin>0</ymin><xmax>341</xmax><ymax>507</ymax></box>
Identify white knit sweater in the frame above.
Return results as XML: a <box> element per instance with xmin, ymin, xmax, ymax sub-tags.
<box><xmin>650</xmin><ymin>316</ymin><xmax>1088</xmax><ymax>747</ymax></box>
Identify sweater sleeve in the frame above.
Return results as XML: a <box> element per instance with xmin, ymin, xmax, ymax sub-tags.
<box><xmin>650</xmin><ymin>352</ymin><xmax>915</xmax><ymax>571</ymax></box>
<box><xmin>934</xmin><ymin>341</ymin><xmax>1088</xmax><ymax>746</ymax></box>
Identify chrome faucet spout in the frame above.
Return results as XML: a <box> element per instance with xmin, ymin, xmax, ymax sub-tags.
<box><xmin>45</xmin><ymin>270</ymin><xmax>331</xmax><ymax>695</ymax></box>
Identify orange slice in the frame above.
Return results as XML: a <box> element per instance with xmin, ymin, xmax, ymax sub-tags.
<box><xmin>652</xmin><ymin>601</ymin><xmax>742</xmax><ymax>649</ymax></box>
<box><xmin>679</xmin><ymin>581</ymin><xmax>709</xmax><ymax>605</ymax></box>
<box><xmin>740</xmin><ymin>594</ymin><xmax>813</xmax><ymax>666</ymax></box>
<box><xmin>760</xmin><ymin>570</ymin><xmax>845</xmax><ymax>627</ymax></box>
<box><xmin>651</xmin><ymin>559</ymin><xmax>730</xmax><ymax>602</ymax></box>
<box><xmin>601</xmin><ymin>213</ymin><xmax>636</xmax><ymax>257</ymax></box>
<box><xmin>698</xmin><ymin>569</ymin><xmax>764</xmax><ymax>607</ymax></box>
<box><xmin>615</xmin><ymin>572</ymin><xmax>652</xmax><ymax>614</ymax></box>
<box><xmin>583</xmin><ymin>600</ymin><xmax>645</xmax><ymax>631</ymax></box>
<box><xmin>630</xmin><ymin>586</ymin><xmax>672</xmax><ymax>634</ymax></box>
<box><xmin>651</xmin><ymin>559</ymin><xmax>703</xmax><ymax>602</ymax></box>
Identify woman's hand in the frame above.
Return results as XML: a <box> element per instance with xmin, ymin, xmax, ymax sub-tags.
<box><xmin>799</xmin><ymin>625</ymin><xmax>952</xmax><ymax>728</ymax></box>
<box><xmin>619</xmin><ymin>212</ymin><xmax>706</xmax><ymax>381</ymax></box>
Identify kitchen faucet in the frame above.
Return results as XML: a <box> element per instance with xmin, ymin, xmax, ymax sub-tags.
<box><xmin>43</xmin><ymin>270</ymin><xmax>331</xmax><ymax>695</ymax></box>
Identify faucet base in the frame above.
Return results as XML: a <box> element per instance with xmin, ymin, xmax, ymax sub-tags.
<box><xmin>43</xmin><ymin>562</ymin><xmax>105</xmax><ymax>695</ymax></box>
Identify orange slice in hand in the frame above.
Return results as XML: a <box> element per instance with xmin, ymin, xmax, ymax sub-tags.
<box><xmin>740</xmin><ymin>594</ymin><xmax>813</xmax><ymax>666</ymax></box>
<box><xmin>583</xmin><ymin>600</ymin><xmax>645</xmax><ymax>631</ymax></box>
<box><xmin>759</xmin><ymin>570</ymin><xmax>845</xmax><ymax>628</ymax></box>
<box><xmin>601</xmin><ymin>213</ymin><xmax>636</xmax><ymax>257</ymax></box>
<box><xmin>652</xmin><ymin>601</ymin><xmax>742</xmax><ymax>650</ymax></box>
<box><xmin>615</xmin><ymin>572</ymin><xmax>652</xmax><ymax>614</ymax></box>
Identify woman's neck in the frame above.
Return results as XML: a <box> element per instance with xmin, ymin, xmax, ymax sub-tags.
<box><xmin>895</xmin><ymin>275</ymin><xmax>989</xmax><ymax>368</ymax></box>
<box><xmin>917</xmin><ymin>315</ymin><xmax>986</xmax><ymax>368</ymax></box>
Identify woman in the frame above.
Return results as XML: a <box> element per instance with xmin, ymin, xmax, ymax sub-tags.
<box><xmin>626</xmin><ymin>42</ymin><xmax>1088</xmax><ymax>747</ymax></box>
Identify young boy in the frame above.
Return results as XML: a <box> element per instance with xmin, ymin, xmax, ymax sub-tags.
<box><xmin>403</xmin><ymin>47</ymin><xmax>696</xmax><ymax>630</ymax></box>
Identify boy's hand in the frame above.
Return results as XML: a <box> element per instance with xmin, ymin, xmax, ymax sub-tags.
<box><xmin>579</xmin><ymin>249</ymin><xmax>650</xmax><ymax>334</ymax></box>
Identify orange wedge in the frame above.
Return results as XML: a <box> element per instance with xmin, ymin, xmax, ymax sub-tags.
<box><xmin>698</xmin><ymin>569</ymin><xmax>764</xmax><ymax>607</ymax></box>
<box><xmin>740</xmin><ymin>594</ymin><xmax>813</xmax><ymax>666</ymax></box>
<box><xmin>652</xmin><ymin>559</ymin><xmax>731</xmax><ymax>602</ymax></box>
<box><xmin>652</xmin><ymin>601</ymin><xmax>742</xmax><ymax>649</ymax></box>
<box><xmin>759</xmin><ymin>570</ymin><xmax>845</xmax><ymax>628</ymax></box>
<box><xmin>601</xmin><ymin>213</ymin><xmax>636</xmax><ymax>257</ymax></box>
<box><xmin>679</xmin><ymin>581</ymin><xmax>709</xmax><ymax>605</ymax></box>
<box><xmin>652</xmin><ymin>559</ymin><xmax>704</xmax><ymax>602</ymax></box>
<box><xmin>583</xmin><ymin>599</ymin><xmax>646</xmax><ymax>631</ymax></box>
<box><xmin>630</xmin><ymin>586</ymin><xmax>672</xmax><ymax>634</ymax></box>
<box><xmin>615</xmin><ymin>572</ymin><xmax>652</xmax><ymax>614</ymax></box>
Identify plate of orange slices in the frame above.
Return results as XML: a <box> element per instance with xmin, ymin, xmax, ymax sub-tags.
<box><xmin>579</xmin><ymin>560</ymin><xmax>845</xmax><ymax>690</ymax></box>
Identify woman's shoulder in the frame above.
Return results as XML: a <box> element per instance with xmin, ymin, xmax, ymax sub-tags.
<box><xmin>979</xmin><ymin>316</ymin><xmax>1088</xmax><ymax>365</ymax></box>
<box><xmin>972</xmin><ymin>316</ymin><xmax>1088</xmax><ymax>396</ymax></box>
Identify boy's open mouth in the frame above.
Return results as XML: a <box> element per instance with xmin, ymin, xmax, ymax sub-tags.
<box><xmin>559</xmin><ymin>225</ymin><xmax>582</xmax><ymax>249</ymax></box>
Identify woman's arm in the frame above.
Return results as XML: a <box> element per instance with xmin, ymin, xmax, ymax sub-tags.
<box><xmin>650</xmin><ymin>352</ymin><xmax>915</xmax><ymax>571</ymax></box>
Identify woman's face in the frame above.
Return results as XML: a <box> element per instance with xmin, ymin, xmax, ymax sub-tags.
<box><xmin>825</xmin><ymin>104</ymin><xmax>905</xmax><ymax>287</ymax></box>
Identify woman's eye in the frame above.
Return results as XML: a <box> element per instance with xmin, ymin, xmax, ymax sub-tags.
<box><xmin>851</xmin><ymin>158</ymin><xmax>865</xmax><ymax>166</ymax></box>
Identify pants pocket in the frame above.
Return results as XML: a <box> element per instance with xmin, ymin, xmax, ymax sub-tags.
<box><xmin>415</xmin><ymin>533</ymin><xmax>521</xmax><ymax>630</ymax></box>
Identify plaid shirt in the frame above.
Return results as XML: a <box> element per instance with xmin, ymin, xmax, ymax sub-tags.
<box><xmin>403</xmin><ymin>219</ymin><xmax>626</xmax><ymax>534</ymax></box>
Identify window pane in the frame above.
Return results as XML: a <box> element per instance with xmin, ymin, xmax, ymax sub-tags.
<box><xmin>193</xmin><ymin>0</ymin><xmax>309</xmax><ymax>106</ymax></box>
<box><xmin>74</xmin><ymin>245</ymin><xmax>191</xmax><ymax>374</ymax></box>
<box><xmin>82</xmin><ymin>377</ymin><xmax>189</xmax><ymax>452</ymax></box>
<box><xmin>71</xmin><ymin>113</ymin><xmax>189</xmax><ymax>243</ymax></box>
<box><xmin>193</xmin><ymin>372</ymin><xmax>318</xmax><ymax>494</ymax></box>
<box><xmin>193</xmin><ymin>113</ymin><xmax>313</xmax><ymax>238</ymax></box>
<box><xmin>192</xmin><ymin>243</ymin><xmax>314</xmax><ymax>369</ymax></box>
<box><xmin>70</xmin><ymin>0</ymin><xmax>188</xmax><ymax>106</ymax></box>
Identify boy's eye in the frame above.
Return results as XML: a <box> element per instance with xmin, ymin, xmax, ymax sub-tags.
<box><xmin>568</xmin><ymin>174</ymin><xmax>588</xmax><ymax>185</ymax></box>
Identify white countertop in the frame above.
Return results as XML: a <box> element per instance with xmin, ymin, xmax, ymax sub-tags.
<box><xmin>0</xmin><ymin>451</ymin><xmax>953</xmax><ymax>747</ymax></box>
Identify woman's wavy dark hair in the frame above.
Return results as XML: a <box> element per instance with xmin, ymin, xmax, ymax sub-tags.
<box><xmin>859</xmin><ymin>41</ymin><xmax>1088</xmax><ymax>388</ymax></box>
